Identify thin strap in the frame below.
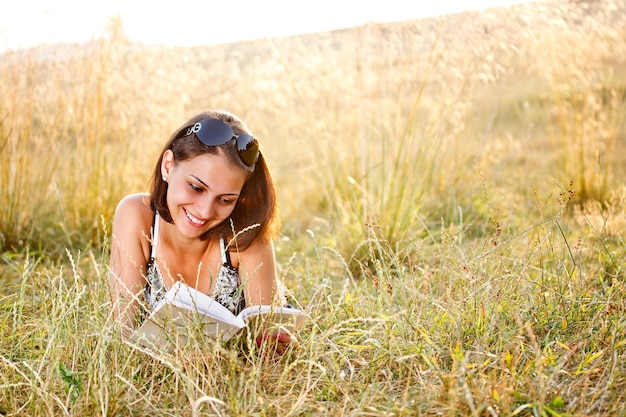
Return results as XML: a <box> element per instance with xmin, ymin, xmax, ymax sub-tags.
<box><xmin>220</xmin><ymin>237</ymin><xmax>233</xmax><ymax>267</ymax></box>
<box><xmin>150</xmin><ymin>212</ymin><xmax>160</xmax><ymax>259</ymax></box>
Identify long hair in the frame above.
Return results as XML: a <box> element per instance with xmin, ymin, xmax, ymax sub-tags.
<box><xmin>149</xmin><ymin>110</ymin><xmax>278</xmax><ymax>250</ymax></box>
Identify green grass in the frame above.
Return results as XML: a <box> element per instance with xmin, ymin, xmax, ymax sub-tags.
<box><xmin>1</xmin><ymin>1</ymin><xmax>626</xmax><ymax>415</ymax></box>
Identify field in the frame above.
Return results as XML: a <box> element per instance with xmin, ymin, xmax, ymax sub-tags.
<box><xmin>1</xmin><ymin>0</ymin><xmax>625</xmax><ymax>415</ymax></box>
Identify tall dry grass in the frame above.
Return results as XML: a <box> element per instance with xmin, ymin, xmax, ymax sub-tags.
<box><xmin>1</xmin><ymin>0</ymin><xmax>626</xmax><ymax>415</ymax></box>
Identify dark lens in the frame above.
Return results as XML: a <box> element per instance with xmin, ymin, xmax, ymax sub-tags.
<box><xmin>236</xmin><ymin>135</ymin><xmax>259</xmax><ymax>167</ymax></box>
<box><xmin>185</xmin><ymin>118</ymin><xmax>258</xmax><ymax>167</ymax></box>
<box><xmin>195</xmin><ymin>119</ymin><xmax>235</xmax><ymax>146</ymax></box>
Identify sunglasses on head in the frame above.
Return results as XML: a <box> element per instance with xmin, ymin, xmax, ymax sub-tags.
<box><xmin>181</xmin><ymin>118</ymin><xmax>259</xmax><ymax>168</ymax></box>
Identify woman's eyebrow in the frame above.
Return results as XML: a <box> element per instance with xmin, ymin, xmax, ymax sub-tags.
<box><xmin>189</xmin><ymin>174</ymin><xmax>240</xmax><ymax>196</ymax></box>
<box><xmin>190</xmin><ymin>174</ymin><xmax>209</xmax><ymax>189</ymax></box>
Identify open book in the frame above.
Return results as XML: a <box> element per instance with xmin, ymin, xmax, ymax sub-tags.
<box><xmin>131</xmin><ymin>281</ymin><xmax>308</xmax><ymax>349</ymax></box>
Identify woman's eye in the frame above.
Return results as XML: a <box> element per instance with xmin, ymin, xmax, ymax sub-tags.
<box><xmin>189</xmin><ymin>183</ymin><xmax>202</xmax><ymax>192</ymax></box>
<box><xmin>220</xmin><ymin>197</ymin><xmax>235</xmax><ymax>205</ymax></box>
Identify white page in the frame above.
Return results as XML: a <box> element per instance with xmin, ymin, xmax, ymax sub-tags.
<box><xmin>153</xmin><ymin>281</ymin><xmax>246</xmax><ymax>328</ymax></box>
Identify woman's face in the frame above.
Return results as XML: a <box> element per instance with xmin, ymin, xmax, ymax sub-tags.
<box><xmin>161</xmin><ymin>150</ymin><xmax>246</xmax><ymax>238</ymax></box>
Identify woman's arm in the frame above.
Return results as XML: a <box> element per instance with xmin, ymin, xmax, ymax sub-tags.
<box><xmin>238</xmin><ymin>238</ymin><xmax>293</xmax><ymax>353</ymax></box>
<box><xmin>237</xmin><ymin>238</ymin><xmax>281</xmax><ymax>307</ymax></box>
<box><xmin>108</xmin><ymin>194</ymin><xmax>151</xmax><ymax>334</ymax></box>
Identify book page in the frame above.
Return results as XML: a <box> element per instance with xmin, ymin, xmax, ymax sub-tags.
<box><xmin>152</xmin><ymin>302</ymin><xmax>243</xmax><ymax>340</ymax></box>
<box><xmin>161</xmin><ymin>281</ymin><xmax>245</xmax><ymax>327</ymax></box>
<box><xmin>132</xmin><ymin>282</ymin><xmax>247</xmax><ymax>348</ymax></box>
<box><xmin>237</xmin><ymin>305</ymin><xmax>309</xmax><ymax>335</ymax></box>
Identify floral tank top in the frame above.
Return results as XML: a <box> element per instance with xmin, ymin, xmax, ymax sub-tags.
<box><xmin>143</xmin><ymin>212</ymin><xmax>246</xmax><ymax>315</ymax></box>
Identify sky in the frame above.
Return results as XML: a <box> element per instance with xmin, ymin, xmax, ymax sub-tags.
<box><xmin>0</xmin><ymin>0</ymin><xmax>537</xmax><ymax>52</ymax></box>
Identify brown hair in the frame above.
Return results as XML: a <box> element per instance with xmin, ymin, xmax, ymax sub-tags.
<box><xmin>149</xmin><ymin>110</ymin><xmax>278</xmax><ymax>250</ymax></box>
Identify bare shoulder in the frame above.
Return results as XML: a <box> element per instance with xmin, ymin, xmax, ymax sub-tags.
<box><xmin>115</xmin><ymin>193</ymin><xmax>151</xmax><ymax>218</ymax></box>
<box><xmin>112</xmin><ymin>193</ymin><xmax>153</xmax><ymax>235</ymax></box>
<box><xmin>115</xmin><ymin>192</ymin><xmax>150</xmax><ymax>211</ymax></box>
<box><xmin>109</xmin><ymin>194</ymin><xmax>154</xmax><ymax>306</ymax></box>
<box><xmin>236</xmin><ymin>237</ymin><xmax>279</xmax><ymax>306</ymax></box>
<box><xmin>232</xmin><ymin>237</ymin><xmax>275</xmax><ymax>272</ymax></box>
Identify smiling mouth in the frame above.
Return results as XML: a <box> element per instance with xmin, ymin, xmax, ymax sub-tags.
<box><xmin>184</xmin><ymin>209</ymin><xmax>207</xmax><ymax>226</ymax></box>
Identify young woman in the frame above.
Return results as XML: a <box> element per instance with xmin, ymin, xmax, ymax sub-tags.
<box><xmin>108</xmin><ymin>109</ymin><xmax>289</xmax><ymax>351</ymax></box>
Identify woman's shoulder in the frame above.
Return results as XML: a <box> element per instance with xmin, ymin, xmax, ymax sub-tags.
<box><xmin>229</xmin><ymin>236</ymin><xmax>274</xmax><ymax>268</ymax></box>
<box><xmin>113</xmin><ymin>193</ymin><xmax>153</xmax><ymax>228</ymax></box>
<box><xmin>115</xmin><ymin>193</ymin><xmax>150</xmax><ymax>210</ymax></box>
<box><xmin>110</xmin><ymin>193</ymin><xmax>154</xmax><ymax>276</ymax></box>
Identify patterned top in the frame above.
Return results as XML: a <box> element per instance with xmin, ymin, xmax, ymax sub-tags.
<box><xmin>143</xmin><ymin>212</ymin><xmax>246</xmax><ymax>316</ymax></box>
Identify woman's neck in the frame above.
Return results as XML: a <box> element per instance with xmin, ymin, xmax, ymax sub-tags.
<box><xmin>160</xmin><ymin>220</ymin><xmax>212</xmax><ymax>260</ymax></box>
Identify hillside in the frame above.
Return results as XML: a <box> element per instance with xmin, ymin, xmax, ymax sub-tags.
<box><xmin>0</xmin><ymin>2</ymin><xmax>625</xmax><ymax>414</ymax></box>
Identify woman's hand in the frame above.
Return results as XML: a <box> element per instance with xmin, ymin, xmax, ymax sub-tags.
<box><xmin>256</xmin><ymin>332</ymin><xmax>293</xmax><ymax>355</ymax></box>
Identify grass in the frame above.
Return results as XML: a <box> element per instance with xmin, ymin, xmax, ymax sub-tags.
<box><xmin>1</xmin><ymin>0</ymin><xmax>626</xmax><ymax>415</ymax></box>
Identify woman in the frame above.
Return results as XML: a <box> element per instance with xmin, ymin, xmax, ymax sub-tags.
<box><xmin>108</xmin><ymin>109</ymin><xmax>290</xmax><ymax>351</ymax></box>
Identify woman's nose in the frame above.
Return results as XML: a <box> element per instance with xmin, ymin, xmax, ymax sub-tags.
<box><xmin>198</xmin><ymin>198</ymin><xmax>215</xmax><ymax>219</ymax></box>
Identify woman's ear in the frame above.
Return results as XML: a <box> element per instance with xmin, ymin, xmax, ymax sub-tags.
<box><xmin>161</xmin><ymin>149</ymin><xmax>174</xmax><ymax>181</ymax></box>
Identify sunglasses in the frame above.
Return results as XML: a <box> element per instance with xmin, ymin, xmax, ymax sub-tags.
<box><xmin>181</xmin><ymin>118</ymin><xmax>259</xmax><ymax>168</ymax></box>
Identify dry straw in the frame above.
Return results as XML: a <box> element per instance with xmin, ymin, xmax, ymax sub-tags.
<box><xmin>1</xmin><ymin>1</ymin><xmax>625</xmax><ymax>415</ymax></box>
